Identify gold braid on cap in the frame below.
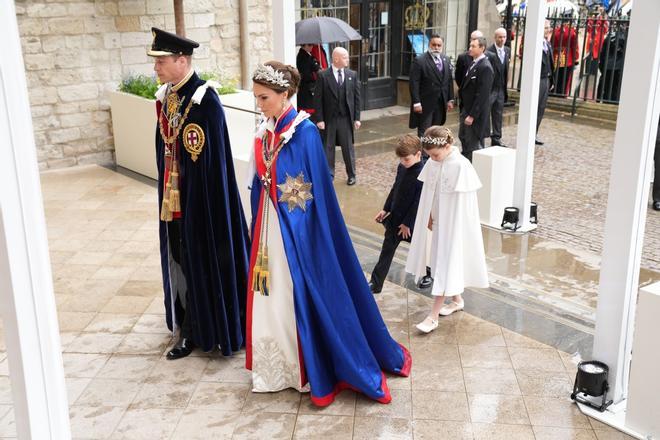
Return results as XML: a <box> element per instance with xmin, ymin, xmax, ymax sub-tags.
<box><xmin>252</xmin><ymin>64</ymin><xmax>290</xmax><ymax>88</ymax></box>
<box><xmin>420</xmin><ymin>129</ymin><xmax>452</xmax><ymax>146</ymax></box>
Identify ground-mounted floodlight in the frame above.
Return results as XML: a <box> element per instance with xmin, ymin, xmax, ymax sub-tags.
<box><xmin>529</xmin><ymin>202</ymin><xmax>538</xmax><ymax>224</ymax></box>
<box><xmin>501</xmin><ymin>206</ymin><xmax>519</xmax><ymax>231</ymax></box>
<box><xmin>570</xmin><ymin>360</ymin><xmax>613</xmax><ymax>412</ymax></box>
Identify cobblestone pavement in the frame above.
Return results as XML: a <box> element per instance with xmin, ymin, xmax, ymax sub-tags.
<box><xmin>336</xmin><ymin>111</ymin><xmax>660</xmax><ymax>272</ymax></box>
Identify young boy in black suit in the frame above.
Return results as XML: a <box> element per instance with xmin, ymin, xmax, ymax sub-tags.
<box><xmin>369</xmin><ymin>135</ymin><xmax>424</xmax><ymax>294</ymax></box>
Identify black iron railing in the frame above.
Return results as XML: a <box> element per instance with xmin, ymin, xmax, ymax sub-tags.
<box><xmin>506</xmin><ymin>12</ymin><xmax>630</xmax><ymax>114</ymax></box>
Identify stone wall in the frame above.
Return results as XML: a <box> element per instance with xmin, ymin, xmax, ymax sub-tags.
<box><xmin>15</xmin><ymin>0</ymin><xmax>273</xmax><ymax>170</ymax></box>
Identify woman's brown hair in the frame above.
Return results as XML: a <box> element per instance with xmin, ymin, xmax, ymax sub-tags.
<box><xmin>252</xmin><ymin>61</ymin><xmax>301</xmax><ymax>98</ymax></box>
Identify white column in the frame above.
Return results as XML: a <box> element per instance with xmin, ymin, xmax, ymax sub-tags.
<box><xmin>0</xmin><ymin>2</ymin><xmax>71</xmax><ymax>439</ymax></box>
<box><xmin>511</xmin><ymin>0</ymin><xmax>546</xmax><ymax>232</ymax></box>
<box><xmin>592</xmin><ymin>0</ymin><xmax>660</xmax><ymax>405</ymax></box>
<box><xmin>272</xmin><ymin>0</ymin><xmax>297</xmax><ymax>66</ymax></box>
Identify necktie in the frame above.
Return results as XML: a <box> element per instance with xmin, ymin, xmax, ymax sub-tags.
<box><xmin>499</xmin><ymin>48</ymin><xmax>505</xmax><ymax>64</ymax></box>
<box><xmin>337</xmin><ymin>69</ymin><xmax>343</xmax><ymax>86</ymax></box>
<box><xmin>434</xmin><ymin>56</ymin><xmax>443</xmax><ymax>72</ymax></box>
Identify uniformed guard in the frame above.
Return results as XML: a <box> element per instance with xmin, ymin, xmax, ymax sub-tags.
<box><xmin>148</xmin><ymin>27</ymin><xmax>250</xmax><ymax>360</ymax></box>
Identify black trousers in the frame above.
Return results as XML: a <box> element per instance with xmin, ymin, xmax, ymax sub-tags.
<box><xmin>459</xmin><ymin>112</ymin><xmax>484</xmax><ymax>163</ymax></box>
<box><xmin>166</xmin><ymin>220</ymin><xmax>192</xmax><ymax>339</ymax></box>
<box><xmin>370</xmin><ymin>226</ymin><xmax>402</xmax><ymax>290</ymax></box>
<box><xmin>489</xmin><ymin>89</ymin><xmax>505</xmax><ymax>143</ymax></box>
<box><xmin>537</xmin><ymin>77</ymin><xmax>550</xmax><ymax>133</ymax></box>
<box><xmin>554</xmin><ymin>66</ymin><xmax>574</xmax><ymax>96</ymax></box>
<box><xmin>415</xmin><ymin>101</ymin><xmax>446</xmax><ymax>137</ymax></box>
<box><xmin>597</xmin><ymin>70</ymin><xmax>623</xmax><ymax>102</ymax></box>
<box><xmin>323</xmin><ymin>114</ymin><xmax>355</xmax><ymax>179</ymax></box>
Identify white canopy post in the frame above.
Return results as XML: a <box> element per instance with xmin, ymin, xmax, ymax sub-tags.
<box><xmin>511</xmin><ymin>0</ymin><xmax>546</xmax><ymax>232</ymax></box>
<box><xmin>272</xmin><ymin>0</ymin><xmax>297</xmax><ymax>66</ymax></box>
<box><xmin>592</xmin><ymin>0</ymin><xmax>660</xmax><ymax>406</ymax></box>
<box><xmin>0</xmin><ymin>2</ymin><xmax>71</xmax><ymax>438</ymax></box>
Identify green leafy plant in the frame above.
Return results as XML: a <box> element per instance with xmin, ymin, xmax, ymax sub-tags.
<box><xmin>199</xmin><ymin>71</ymin><xmax>238</xmax><ymax>95</ymax></box>
<box><xmin>118</xmin><ymin>74</ymin><xmax>160</xmax><ymax>99</ymax></box>
<box><xmin>118</xmin><ymin>71</ymin><xmax>238</xmax><ymax>99</ymax></box>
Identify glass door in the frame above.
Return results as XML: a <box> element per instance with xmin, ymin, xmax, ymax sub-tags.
<box><xmin>350</xmin><ymin>0</ymin><xmax>396</xmax><ymax>110</ymax></box>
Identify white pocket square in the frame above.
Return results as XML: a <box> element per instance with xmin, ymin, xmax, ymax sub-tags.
<box><xmin>470</xmin><ymin>76</ymin><xmax>477</xmax><ymax>79</ymax></box>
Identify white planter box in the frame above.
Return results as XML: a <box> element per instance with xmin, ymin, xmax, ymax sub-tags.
<box><xmin>109</xmin><ymin>89</ymin><xmax>257</xmax><ymax>212</ymax></box>
<box><xmin>109</xmin><ymin>91</ymin><xmax>158</xmax><ymax>179</ymax></box>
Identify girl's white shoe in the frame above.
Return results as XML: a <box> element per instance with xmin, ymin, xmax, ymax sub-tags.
<box><xmin>438</xmin><ymin>301</ymin><xmax>464</xmax><ymax>316</ymax></box>
<box><xmin>416</xmin><ymin>316</ymin><xmax>439</xmax><ymax>333</ymax></box>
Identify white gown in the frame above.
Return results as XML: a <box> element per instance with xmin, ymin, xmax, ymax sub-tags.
<box><xmin>405</xmin><ymin>146</ymin><xmax>489</xmax><ymax>296</ymax></box>
<box><xmin>248</xmin><ymin>118</ymin><xmax>308</xmax><ymax>393</ymax></box>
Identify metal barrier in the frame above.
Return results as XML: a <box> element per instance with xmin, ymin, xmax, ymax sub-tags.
<box><xmin>506</xmin><ymin>12</ymin><xmax>630</xmax><ymax>114</ymax></box>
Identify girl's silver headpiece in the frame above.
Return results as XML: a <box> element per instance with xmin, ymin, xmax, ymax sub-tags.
<box><xmin>253</xmin><ymin>64</ymin><xmax>290</xmax><ymax>88</ymax></box>
<box><xmin>420</xmin><ymin>135</ymin><xmax>449</xmax><ymax>145</ymax></box>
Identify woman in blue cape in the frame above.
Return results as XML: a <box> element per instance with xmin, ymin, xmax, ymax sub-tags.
<box><xmin>246</xmin><ymin>61</ymin><xmax>411</xmax><ymax>406</ymax></box>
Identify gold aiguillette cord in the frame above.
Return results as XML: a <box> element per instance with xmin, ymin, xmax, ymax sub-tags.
<box><xmin>252</xmin><ymin>133</ymin><xmax>286</xmax><ymax>296</ymax></box>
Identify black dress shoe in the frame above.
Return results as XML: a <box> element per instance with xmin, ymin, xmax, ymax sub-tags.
<box><xmin>347</xmin><ymin>177</ymin><xmax>356</xmax><ymax>186</ymax></box>
<box><xmin>653</xmin><ymin>201</ymin><xmax>660</xmax><ymax>211</ymax></box>
<box><xmin>166</xmin><ymin>337</ymin><xmax>195</xmax><ymax>360</ymax></box>
<box><xmin>417</xmin><ymin>275</ymin><xmax>433</xmax><ymax>289</ymax></box>
<box><xmin>535</xmin><ymin>139</ymin><xmax>544</xmax><ymax>146</ymax></box>
<box><xmin>368</xmin><ymin>282</ymin><xmax>382</xmax><ymax>294</ymax></box>
<box><xmin>492</xmin><ymin>141</ymin><xmax>509</xmax><ymax>148</ymax></box>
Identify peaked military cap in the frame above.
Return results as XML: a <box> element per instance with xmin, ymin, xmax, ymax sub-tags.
<box><xmin>147</xmin><ymin>27</ymin><xmax>199</xmax><ymax>57</ymax></box>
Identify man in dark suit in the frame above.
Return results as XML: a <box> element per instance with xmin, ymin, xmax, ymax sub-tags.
<box><xmin>408</xmin><ymin>34</ymin><xmax>454</xmax><ymax>137</ymax></box>
<box><xmin>455</xmin><ymin>30</ymin><xmax>484</xmax><ymax>90</ymax></box>
<box><xmin>458</xmin><ymin>36</ymin><xmax>494</xmax><ymax>162</ymax></box>
<box><xmin>296</xmin><ymin>44</ymin><xmax>320</xmax><ymax>115</ymax></box>
<box><xmin>536</xmin><ymin>21</ymin><xmax>555</xmax><ymax>146</ymax></box>
<box><xmin>486</xmin><ymin>28</ymin><xmax>510</xmax><ymax>147</ymax></box>
<box><xmin>315</xmin><ymin>47</ymin><xmax>361</xmax><ymax>185</ymax></box>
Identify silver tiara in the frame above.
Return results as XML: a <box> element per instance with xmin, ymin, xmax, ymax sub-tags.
<box><xmin>253</xmin><ymin>64</ymin><xmax>290</xmax><ymax>88</ymax></box>
<box><xmin>420</xmin><ymin>135</ymin><xmax>449</xmax><ymax>145</ymax></box>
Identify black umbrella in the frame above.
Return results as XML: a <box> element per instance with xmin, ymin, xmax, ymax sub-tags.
<box><xmin>295</xmin><ymin>16</ymin><xmax>362</xmax><ymax>45</ymax></box>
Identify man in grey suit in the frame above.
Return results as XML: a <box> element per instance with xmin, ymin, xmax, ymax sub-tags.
<box><xmin>486</xmin><ymin>28</ymin><xmax>511</xmax><ymax>147</ymax></box>
<box><xmin>315</xmin><ymin>47</ymin><xmax>361</xmax><ymax>185</ymax></box>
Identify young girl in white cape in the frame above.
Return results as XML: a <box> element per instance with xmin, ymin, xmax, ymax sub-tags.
<box><xmin>405</xmin><ymin>126</ymin><xmax>489</xmax><ymax>333</ymax></box>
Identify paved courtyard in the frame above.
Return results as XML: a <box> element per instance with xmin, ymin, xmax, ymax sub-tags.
<box><xmin>0</xmin><ymin>165</ymin><xmax>634</xmax><ymax>439</ymax></box>
<box><xmin>338</xmin><ymin>110</ymin><xmax>660</xmax><ymax>272</ymax></box>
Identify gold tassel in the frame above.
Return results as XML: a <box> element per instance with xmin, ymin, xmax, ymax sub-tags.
<box><xmin>160</xmin><ymin>181</ymin><xmax>173</xmax><ymax>221</ymax></box>
<box><xmin>168</xmin><ymin>171</ymin><xmax>181</xmax><ymax>213</ymax></box>
<box><xmin>252</xmin><ymin>249</ymin><xmax>263</xmax><ymax>293</ymax></box>
<box><xmin>259</xmin><ymin>254</ymin><xmax>269</xmax><ymax>296</ymax></box>
<box><xmin>160</xmin><ymin>200</ymin><xmax>172</xmax><ymax>222</ymax></box>
<box><xmin>168</xmin><ymin>189</ymin><xmax>180</xmax><ymax>213</ymax></box>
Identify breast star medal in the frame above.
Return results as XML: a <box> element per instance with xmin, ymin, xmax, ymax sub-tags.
<box><xmin>182</xmin><ymin>123</ymin><xmax>205</xmax><ymax>162</ymax></box>
<box><xmin>277</xmin><ymin>172</ymin><xmax>313</xmax><ymax>212</ymax></box>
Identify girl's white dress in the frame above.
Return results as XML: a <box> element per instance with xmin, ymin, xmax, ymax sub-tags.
<box><xmin>405</xmin><ymin>146</ymin><xmax>489</xmax><ymax>296</ymax></box>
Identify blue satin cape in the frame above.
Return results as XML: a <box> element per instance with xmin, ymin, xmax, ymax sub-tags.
<box><xmin>247</xmin><ymin>107</ymin><xmax>411</xmax><ymax>406</ymax></box>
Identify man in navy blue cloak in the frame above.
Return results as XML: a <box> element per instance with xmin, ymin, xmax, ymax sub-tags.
<box><xmin>148</xmin><ymin>28</ymin><xmax>250</xmax><ymax>359</ymax></box>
